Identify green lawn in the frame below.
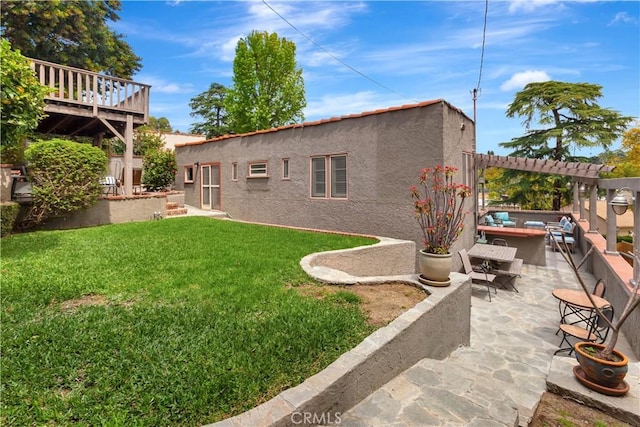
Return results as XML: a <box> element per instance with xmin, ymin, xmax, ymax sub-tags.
<box><xmin>1</xmin><ymin>217</ymin><xmax>377</xmax><ymax>426</ymax></box>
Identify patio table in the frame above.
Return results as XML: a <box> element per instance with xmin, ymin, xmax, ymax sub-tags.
<box><xmin>468</xmin><ymin>243</ymin><xmax>521</xmax><ymax>292</ymax></box>
<box><xmin>552</xmin><ymin>288</ymin><xmax>610</xmax><ymax>328</ymax></box>
<box><xmin>468</xmin><ymin>243</ymin><xmax>517</xmax><ymax>263</ymax></box>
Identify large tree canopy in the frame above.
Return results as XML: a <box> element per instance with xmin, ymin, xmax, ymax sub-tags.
<box><xmin>498</xmin><ymin>81</ymin><xmax>633</xmax><ymax>210</ymax></box>
<box><xmin>1</xmin><ymin>0</ymin><xmax>141</xmax><ymax>79</ymax></box>
<box><xmin>224</xmin><ymin>31</ymin><xmax>305</xmax><ymax>134</ymax></box>
<box><xmin>189</xmin><ymin>83</ymin><xmax>229</xmax><ymax>138</ymax></box>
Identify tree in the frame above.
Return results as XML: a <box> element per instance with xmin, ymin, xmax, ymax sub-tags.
<box><xmin>0</xmin><ymin>39</ymin><xmax>50</xmax><ymax>165</ymax></box>
<box><xmin>1</xmin><ymin>0</ymin><xmax>141</xmax><ymax>79</ymax></box>
<box><xmin>603</xmin><ymin>126</ymin><xmax>640</xmax><ymax>178</ymax></box>
<box><xmin>189</xmin><ymin>83</ymin><xmax>229</xmax><ymax>138</ymax></box>
<box><xmin>225</xmin><ymin>31</ymin><xmax>305</xmax><ymax>134</ymax></box>
<box><xmin>147</xmin><ymin>116</ymin><xmax>172</xmax><ymax>133</ymax></box>
<box><xmin>142</xmin><ymin>149</ymin><xmax>177</xmax><ymax>192</ymax></box>
<box><xmin>500</xmin><ymin>81</ymin><xmax>633</xmax><ymax>210</ymax></box>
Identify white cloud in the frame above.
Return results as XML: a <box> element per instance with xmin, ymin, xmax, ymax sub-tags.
<box><xmin>135</xmin><ymin>74</ymin><xmax>195</xmax><ymax>94</ymax></box>
<box><xmin>609</xmin><ymin>12</ymin><xmax>638</xmax><ymax>26</ymax></box>
<box><xmin>507</xmin><ymin>0</ymin><xmax>560</xmax><ymax>14</ymax></box>
<box><xmin>500</xmin><ymin>71</ymin><xmax>551</xmax><ymax>91</ymax></box>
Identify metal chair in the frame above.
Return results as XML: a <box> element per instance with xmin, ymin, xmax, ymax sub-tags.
<box><xmin>558</xmin><ymin>279</ymin><xmax>606</xmax><ymax>329</ymax></box>
<box><xmin>100</xmin><ymin>176</ymin><xmax>118</xmax><ymax>195</ymax></box>
<box><xmin>459</xmin><ymin>249</ymin><xmax>497</xmax><ymax>302</ymax></box>
<box><xmin>555</xmin><ymin>305</ymin><xmax>614</xmax><ymax>356</ymax></box>
<box><xmin>491</xmin><ymin>238</ymin><xmax>508</xmax><ymax>247</ymax></box>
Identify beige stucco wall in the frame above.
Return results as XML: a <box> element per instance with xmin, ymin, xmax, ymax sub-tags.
<box><xmin>175</xmin><ymin>101</ymin><xmax>476</xmax><ymax>272</ymax></box>
<box><xmin>37</xmin><ymin>195</ymin><xmax>167</xmax><ymax>230</ymax></box>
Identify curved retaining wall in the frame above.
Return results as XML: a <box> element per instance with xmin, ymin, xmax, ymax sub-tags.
<box><xmin>208</xmin><ymin>238</ymin><xmax>471</xmax><ymax>427</ymax></box>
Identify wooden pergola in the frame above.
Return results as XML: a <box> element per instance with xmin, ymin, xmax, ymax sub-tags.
<box><xmin>474</xmin><ymin>154</ymin><xmax>639</xmax><ymax>276</ymax></box>
<box><xmin>30</xmin><ymin>58</ymin><xmax>150</xmax><ymax>196</ymax></box>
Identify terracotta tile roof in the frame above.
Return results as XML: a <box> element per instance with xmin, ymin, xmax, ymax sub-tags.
<box><xmin>175</xmin><ymin>99</ymin><xmax>467</xmax><ymax>148</ymax></box>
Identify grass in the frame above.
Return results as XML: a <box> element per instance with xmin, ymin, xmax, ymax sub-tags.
<box><xmin>1</xmin><ymin>217</ymin><xmax>378</xmax><ymax>426</ymax></box>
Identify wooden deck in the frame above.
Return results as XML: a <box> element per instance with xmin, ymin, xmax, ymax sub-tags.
<box><xmin>30</xmin><ymin>58</ymin><xmax>150</xmax><ymax>137</ymax></box>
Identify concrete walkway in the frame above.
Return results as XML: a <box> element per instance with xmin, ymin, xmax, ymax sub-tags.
<box><xmin>337</xmin><ymin>248</ymin><xmax>639</xmax><ymax>426</ymax></box>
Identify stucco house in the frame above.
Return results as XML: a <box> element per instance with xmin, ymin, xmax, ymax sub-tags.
<box><xmin>174</xmin><ymin>99</ymin><xmax>477</xmax><ymax>270</ymax></box>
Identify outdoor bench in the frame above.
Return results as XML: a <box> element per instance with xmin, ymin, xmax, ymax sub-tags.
<box><xmin>492</xmin><ymin>258</ymin><xmax>523</xmax><ymax>292</ymax></box>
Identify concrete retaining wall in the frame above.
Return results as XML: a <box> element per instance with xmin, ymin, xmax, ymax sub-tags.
<box><xmin>578</xmin><ymin>230</ymin><xmax>640</xmax><ymax>359</ymax></box>
<box><xmin>38</xmin><ymin>194</ymin><xmax>167</xmax><ymax>230</ymax></box>
<box><xmin>209</xmin><ymin>237</ymin><xmax>471</xmax><ymax>427</ymax></box>
<box><xmin>301</xmin><ymin>237</ymin><xmax>417</xmax><ymax>281</ymax></box>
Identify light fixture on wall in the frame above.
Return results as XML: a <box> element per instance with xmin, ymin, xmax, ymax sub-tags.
<box><xmin>609</xmin><ymin>187</ymin><xmax>634</xmax><ymax>216</ymax></box>
<box><xmin>194</xmin><ymin>161</ymin><xmax>200</xmax><ymax>171</ymax></box>
<box><xmin>578</xmin><ymin>183</ymin><xmax>587</xmax><ymax>198</ymax></box>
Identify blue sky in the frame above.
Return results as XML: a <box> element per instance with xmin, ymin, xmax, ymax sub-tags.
<box><xmin>113</xmin><ymin>0</ymin><xmax>639</xmax><ymax>156</ymax></box>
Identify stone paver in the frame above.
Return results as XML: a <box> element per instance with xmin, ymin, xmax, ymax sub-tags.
<box><xmin>337</xmin><ymin>248</ymin><xmax>639</xmax><ymax>426</ymax></box>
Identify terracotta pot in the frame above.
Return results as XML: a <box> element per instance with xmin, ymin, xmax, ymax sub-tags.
<box><xmin>574</xmin><ymin>342</ymin><xmax>629</xmax><ymax>390</ymax></box>
<box><xmin>418</xmin><ymin>250</ymin><xmax>452</xmax><ymax>286</ymax></box>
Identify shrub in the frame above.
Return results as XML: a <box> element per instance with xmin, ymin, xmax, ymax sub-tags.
<box><xmin>617</xmin><ymin>235</ymin><xmax>633</xmax><ymax>244</ymax></box>
<box><xmin>0</xmin><ymin>202</ymin><xmax>20</xmax><ymax>236</ymax></box>
<box><xmin>142</xmin><ymin>149</ymin><xmax>177</xmax><ymax>192</ymax></box>
<box><xmin>0</xmin><ymin>39</ymin><xmax>49</xmax><ymax>165</ymax></box>
<box><xmin>20</xmin><ymin>138</ymin><xmax>107</xmax><ymax>229</ymax></box>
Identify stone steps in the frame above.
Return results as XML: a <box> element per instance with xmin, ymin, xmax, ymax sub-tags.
<box><xmin>166</xmin><ymin>207</ymin><xmax>188</xmax><ymax>216</ymax></box>
<box><xmin>166</xmin><ymin>201</ymin><xmax>187</xmax><ymax>216</ymax></box>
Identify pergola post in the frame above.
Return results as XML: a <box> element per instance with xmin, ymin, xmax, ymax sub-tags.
<box><xmin>587</xmin><ymin>184</ymin><xmax>598</xmax><ymax>233</ymax></box>
<box><xmin>604</xmin><ymin>188</ymin><xmax>619</xmax><ymax>254</ymax></box>
<box><xmin>572</xmin><ymin>182</ymin><xmax>579</xmax><ymax>214</ymax></box>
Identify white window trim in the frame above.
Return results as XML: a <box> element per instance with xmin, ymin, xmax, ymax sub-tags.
<box><xmin>184</xmin><ymin>165</ymin><xmax>195</xmax><ymax>184</ymax></box>
<box><xmin>282</xmin><ymin>158</ymin><xmax>290</xmax><ymax>180</ymax></box>
<box><xmin>248</xmin><ymin>160</ymin><xmax>269</xmax><ymax>178</ymax></box>
<box><xmin>231</xmin><ymin>162</ymin><xmax>238</xmax><ymax>181</ymax></box>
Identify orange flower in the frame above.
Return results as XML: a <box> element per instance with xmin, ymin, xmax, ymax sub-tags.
<box><xmin>410</xmin><ymin>165</ymin><xmax>470</xmax><ymax>254</ymax></box>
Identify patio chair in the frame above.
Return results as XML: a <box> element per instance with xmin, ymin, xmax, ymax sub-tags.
<box><xmin>459</xmin><ymin>249</ymin><xmax>497</xmax><ymax>302</ymax></box>
<box><xmin>491</xmin><ymin>238</ymin><xmax>508</xmax><ymax>247</ymax></box>
<box><xmin>100</xmin><ymin>176</ymin><xmax>118</xmax><ymax>195</ymax></box>
<box><xmin>558</xmin><ymin>279</ymin><xmax>606</xmax><ymax>330</ymax></box>
<box><xmin>551</xmin><ymin>220</ymin><xmax>576</xmax><ymax>253</ymax></box>
<box><xmin>484</xmin><ymin>214</ymin><xmax>497</xmax><ymax>227</ymax></box>
<box><xmin>494</xmin><ymin>212</ymin><xmax>517</xmax><ymax>227</ymax></box>
<box><xmin>554</xmin><ymin>305</ymin><xmax>614</xmax><ymax>356</ymax></box>
<box><xmin>132</xmin><ymin>169</ymin><xmax>143</xmax><ymax>194</ymax></box>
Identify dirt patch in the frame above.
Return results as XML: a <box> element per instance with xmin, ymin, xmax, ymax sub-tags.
<box><xmin>58</xmin><ymin>294</ymin><xmax>108</xmax><ymax>312</ymax></box>
<box><xmin>293</xmin><ymin>282</ymin><xmax>428</xmax><ymax>326</ymax></box>
<box><xmin>56</xmin><ymin>294</ymin><xmax>136</xmax><ymax>313</ymax></box>
<box><xmin>529</xmin><ymin>392</ymin><xmax>632</xmax><ymax>427</ymax></box>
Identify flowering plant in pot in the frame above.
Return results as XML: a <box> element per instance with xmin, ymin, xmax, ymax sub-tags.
<box><xmin>410</xmin><ymin>165</ymin><xmax>471</xmax><ymax>285</ymax></box>
<box><xmin>558</xmin><ymin>239</ymin><xmax>640</xmax><ymax>395</ymax></box>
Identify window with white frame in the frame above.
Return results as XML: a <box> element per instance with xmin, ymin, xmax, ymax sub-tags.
<box><xmin>184</xmin><ymin>165</ymin><xmax>195</xmax><ymax>183</ymax></box>
<box><xmin>282</xmin><ymin>158</ymin><xmax>290</xmax><ymax>179</ymax></box>
<box><xmin>311</xmin><ymin>154</ymin><xmax>347</xmax><ymax>199</ymax></box>
<box><xmin>231</xmin><ymin>162</ymin><xmax>238</xmax><ymax>181</ymax></box>
<box><xmin>248</xmin><ymin>161</ymin><xmax>268</xmax><ymax>178</ymax></box>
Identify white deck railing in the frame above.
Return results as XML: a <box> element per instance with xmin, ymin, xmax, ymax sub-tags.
<box><xmin>29</xmin><ymin>58</ymin><xmax>150</xmax><ymax>120</ymax></box>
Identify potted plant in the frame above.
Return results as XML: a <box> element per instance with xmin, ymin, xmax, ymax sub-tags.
<box><xmin>410</xmin><ymin>165</ymin><xmax>471</xmax><ymax>286</ymax></box>
<box><xmin>558</xmin><ymin>238</ymin><xmax>640</xmax><ymax>396</ymax></box>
